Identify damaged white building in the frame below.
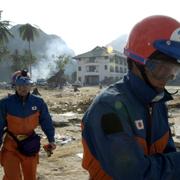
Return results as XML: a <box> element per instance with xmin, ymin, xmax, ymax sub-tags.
<box><xmin>74</xmin><ymin>46</ymin><xmax>127</xmax><ymax>86</ymax></box>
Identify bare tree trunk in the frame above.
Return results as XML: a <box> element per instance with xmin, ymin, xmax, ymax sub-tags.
<box><xmin>28</xmin><ymin>41</ymin><xmax>32</xmax><ymax>77</ymax></box>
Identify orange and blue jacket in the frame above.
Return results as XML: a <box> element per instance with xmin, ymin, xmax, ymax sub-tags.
<box><xmin>82</xmin><ymin>72</ymin><xmax>180</xmax><ymax>180</ymax></box>
<box><xmin>0</xmin><ymin>93</ymin><xmax>55</xmax><ymax>149</ymax></box>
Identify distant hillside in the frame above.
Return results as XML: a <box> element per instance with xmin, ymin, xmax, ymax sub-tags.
<box><xmin>7</xmin><ymin>25</ymin><xmax>75</xmax><ymax>56</ymax></box>
<box><xmin>0</xmin><ymin>25</ymin><xmax>76</xmax><ymax>81</ymax></box>
<box><xmin>106</xmin><ymin>34</ymin><xmax>128</xmax><ymax>53</ymax></box>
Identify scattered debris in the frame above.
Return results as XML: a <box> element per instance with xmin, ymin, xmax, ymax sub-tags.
<box><xmin>51</xmin><ymin>113</ymin><xmax>83</xmax><ymax>127</ymax></box>
<box><xmin>73</xmin><ymin>86</ymin><xmax>80</xmax><ymax>92</ymax></box>
<box><xmin>54</xmin><ymin>134</ymin><xmax>76</xmax><ymax>145</ymax></box>
<box><xmin>76</xmin><ymin>153</ymin><xmax>83</xmax><ymax>159</ymax></box>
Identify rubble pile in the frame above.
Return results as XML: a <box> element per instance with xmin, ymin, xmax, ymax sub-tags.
<box><xmin>44</xmin><ymin>87</ymin><xmax>100</xmax><ymax>114</ymax></box>
<box><xmin>167</xmin><ymin>92</ymin><xmax>180</xmax><ymax>148</ymax></box>
<box><xmin>167</xmin><ymin>96</ymin><xmax>180</xmax><ymax>109</ymax></box>
<box><xmin>51</xmin><ymin>113</ymin><xmax>83</xmax><ymax>127</ymax></box>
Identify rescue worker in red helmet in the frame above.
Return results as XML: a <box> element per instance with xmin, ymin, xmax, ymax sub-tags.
<box><xmin>0</xmin><ymin>69</ymin><xmax>56</xmax><ymax>180</ymax></box>
<box><xmin>81</xmin><ymin>15</ymin><xmax>180</xmax><ymax>179</ymax></box>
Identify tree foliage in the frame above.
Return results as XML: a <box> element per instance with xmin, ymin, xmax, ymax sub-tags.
<box><xmin>10</xmin><ymin>49</ymin><xmax>37</xmax><ymax>72</ymax></box>
<box><xmin>0</xmin><ymin>10</ymin><xmax>13</xmax><ymax>60</ymax></box>
<box><xmin>18</xmin><ymin>23</ymin><xmax>39</xmax><ymax>76</ymax></box>
<box><xmin>19</xmin><ymin>23</ymin><xmax>39</xmax><ymax>42</ymax></box>
<box><xmin>48</xmin><ymin>55</ymin><xmax>72</xmax><ymax>88</ymax></box>
<box><xmin>55</xmin><ymin>55</ymin><xmax>70</xmax><ymax>72</ymax></box>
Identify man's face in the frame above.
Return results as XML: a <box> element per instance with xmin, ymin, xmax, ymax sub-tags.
<box><xmin>145</xmin><ymin>59</ymin><xmax>180</xmax><ymax>91</ymax></box>
<box><xmin>15</xmin><ymin>84</ymin><xmax>31</xmax><ymax>97</ymax></box>
<box><xmin>145</xmin><ymin>71</ymin><xmax>167</xmax><ymax>91</ymax></box>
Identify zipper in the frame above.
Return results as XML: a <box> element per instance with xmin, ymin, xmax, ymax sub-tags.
<box><xmin>146</xmin><ymin>104</ymin><xmax>153</xmax><ymax>154</ymax></box>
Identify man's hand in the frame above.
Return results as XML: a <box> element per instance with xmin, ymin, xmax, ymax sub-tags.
<box><xmin>48</xmin><ymin>142</ymin><xmax>56</xmax><ymax>150</ymax></box>
<box><xmin>43</xmin><ymin>142</ymin><xmax>56</xmax><ymax>157</ymax></box>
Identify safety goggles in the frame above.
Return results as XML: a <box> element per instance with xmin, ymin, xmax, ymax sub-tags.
<box><xmin>15</xmin><ymin>76</ymin><xmax>33</xmax><ymax>86</ymax></box>
<box><xmin>145</xmin><ymin>59</ymin><xmax>180</xmax><ymax>81</ymax></box>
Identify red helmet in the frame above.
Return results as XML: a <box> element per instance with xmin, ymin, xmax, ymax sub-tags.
<box><xmin>124</xmin><ymin>15</ymin><xmax>180</xmax><ymax>65</ymax></box>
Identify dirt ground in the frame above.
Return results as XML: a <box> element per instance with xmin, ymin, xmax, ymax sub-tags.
<box><xmin>0</xmin><ymin>86</ymin><xmax>101</xmax><ymax>179</ymax></box>
<box><xmin>0</xmin><ymin>85</ymin><xmax>179</xmax><ymax>179</ymax></box>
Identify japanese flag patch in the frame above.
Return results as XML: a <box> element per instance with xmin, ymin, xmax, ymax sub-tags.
<box><xmin>32</xmin><ymin>106</ymin><xmax>37</xmax><ymax>111</ymax></box>
<box><xmin>135</xmin><ymin>120</ymin><xmax>144</xmax><ymax>130</ymax></box>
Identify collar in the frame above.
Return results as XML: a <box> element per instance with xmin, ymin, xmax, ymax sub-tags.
<box><xmin>124</xmin><ymin>71</ymin><xmax>173</xmax><ymax>104</ymax></box>
<box><xmin>15</xmin><ymin>92</ymin><xmax>30</xmax><ymax>102</ymax></box>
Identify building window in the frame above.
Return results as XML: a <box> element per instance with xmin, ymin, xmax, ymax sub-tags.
<box><xmin>110</xmin><ymin>65</ymin><xmax>114</xmax><ymax>72</ymax></box>
<box><xmin>120</xmin><ymin>67</ymin><xmax>123</xmax><ymax>73</ymax></box>
<box><xmin>110</xmin><ymin>58</ymin><xmax>114</xmax><ymax>63</ymax></box>
<box><xmin>115</xmin><ymin>66</ymin><xmax>119</xmax><ymax>72</ymax></box>
<box><xmin>89</xmin><ymin>57</ymin><xmax>96</xmax><ymax>63</ymax></box>
<box><xmin>78</xmin><ymin>77</ymin><xmax>81</xmax><ymax>81</ymax></box>
<box><xmin>119</xmin><ymin>59</ymin><xmax>123</xmax><ymax>64</ymax></box>
<box><xmin>124</xmin><ymin>68</ymin><xmax>127</xmax><ymax>73</ymax></box>
<box><xmin>86</xmin><ymin>65</ymin><xmax>98</xmax><ymax>72</ymax></box>
<box><xmin>115</xmin><ymin>57</ymin><xmax>119</xmax><ymax>64</ymax></box>
<box><xmin>78</xmin><ymin>66</ymin><xmax>81</xmax><ymax>71</ymax></box>
<box><xmin>104</xmin><ymin>65</ymin><xmax>108</xmax><ymax>70</ymax></box>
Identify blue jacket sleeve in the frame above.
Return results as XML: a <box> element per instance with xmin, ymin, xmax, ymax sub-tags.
<box><xmin>0</xmin><ymin>99</ymin><xmax>7</xmax><ymax>145</ymax></box>
<box><xmin>39</xmin><ymin>99</ymin><xmax>55</xmax><ymax>142</ymax></box>
<box><xmin>85</xmin><ymin>102</ymin><xmax>180</xmax><ymax>180</ymax></box>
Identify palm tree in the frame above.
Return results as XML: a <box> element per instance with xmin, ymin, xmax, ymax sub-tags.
<box><xmin>18</xmin><ymin>23</ymin><xmax>39</xmax><ymax>76</ymax></box>
<box><xmin>10</xmin><ymin>49</ymin><xmax>33</xmax><ymax>71</ymax></box>
<box><xmin>10</xmin><ymin>49</ymin><xmax>22</xmax><ymax>71</ymax></box>
<box><xmin>0</xmin><ymin>10</ymin><xmax>13</xmax><ymax>60</ymax></box>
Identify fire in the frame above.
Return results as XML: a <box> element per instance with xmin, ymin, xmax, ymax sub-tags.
<box><xmin>107</xmin><ymin>46</ymin><xmax>113</xmax><ymax>54</ymax></box>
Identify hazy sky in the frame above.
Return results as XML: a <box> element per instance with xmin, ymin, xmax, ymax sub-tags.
<box><xmin>1</xmin><ymin>0</ymin><xmax>180</xmax><ymax>55</ymax></box>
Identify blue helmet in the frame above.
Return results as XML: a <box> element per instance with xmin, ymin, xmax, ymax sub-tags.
<box><xmin>12</xmin><ymin>69</ymin><xmax>33</xmax><ymax>86</ymax></box>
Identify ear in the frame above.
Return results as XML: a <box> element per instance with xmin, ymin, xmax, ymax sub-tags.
<box><xmin>131</xmin><ymin>62</ymin><xmax>145</xmax><ymax>80</ymax></box>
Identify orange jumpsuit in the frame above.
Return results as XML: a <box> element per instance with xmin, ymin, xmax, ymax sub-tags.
<box><xmin>0</xmin><ymin>93</ymin><xmax>55</xmax><ymax>180</ymax></box>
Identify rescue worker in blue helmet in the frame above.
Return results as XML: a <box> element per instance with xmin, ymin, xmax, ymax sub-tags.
<box><xmin>81</xmin><ymin>15</ymin><xmax>180</xmax><ymax>180</ymax></box>
<box><xmin>0</xmin><ymin>69</ymin><xmax>56</xmax><ymax>180</ymax></box>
